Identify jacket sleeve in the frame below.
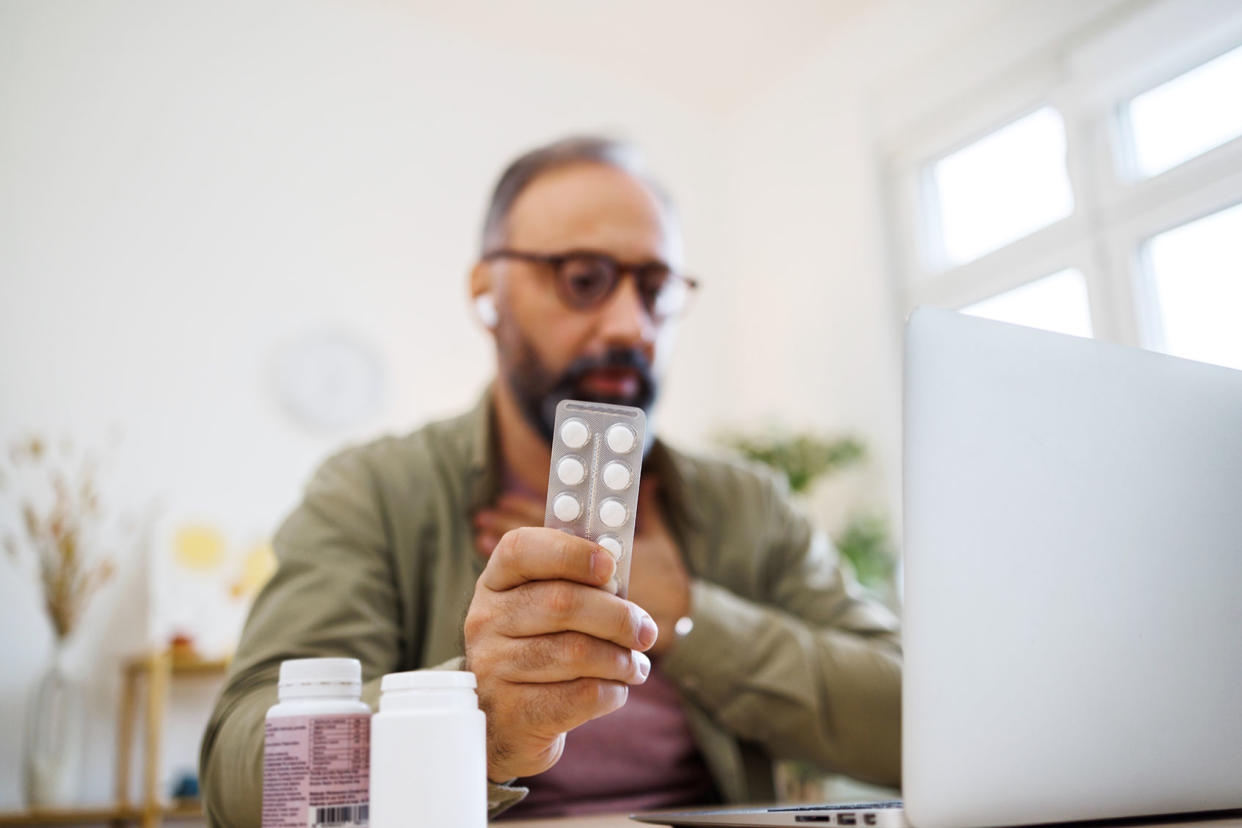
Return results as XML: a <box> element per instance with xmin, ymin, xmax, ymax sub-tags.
<box><xmin>198</xmin><ymin>447</ymin><xmax>402</xmax><ymax>827</ymax></box>
<box><xmin>198</xmin><ymin>449</ymin><xmax>531</xmax><ymax>825</ymax></box>
<box><xmin>660</xmin><ymin>473</ymin><xmax>902</xmax><ymax>787</ymax></box>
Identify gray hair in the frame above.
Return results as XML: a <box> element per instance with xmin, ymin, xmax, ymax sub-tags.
<box><xmin>480</xmin><ymin>135</ymin><xmax>675</xmax><ymax>254</ymax></box>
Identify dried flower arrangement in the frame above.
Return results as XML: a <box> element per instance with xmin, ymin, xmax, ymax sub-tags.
<box><xmin>1</xmin><ymin>435</ymin><xmax>117</xmax><ymax>641</ymax></box>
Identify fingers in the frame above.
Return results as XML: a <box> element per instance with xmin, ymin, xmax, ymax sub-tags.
<box><xmin>474</xmin><ymin>496</ymin><xmax>545</xmax><ymax>537</ymax></box>
<box><xmin>473</xmin><ymin>531</ymin><xmax>497</xmax><ymax>559</ymax></box>
<box><xmin>480</xmin><ymin>527</ymin><xmax>615</xmax><ymax>592</ymax></box>
<box><xmin>491</xmin><ymin>580</ymin><xmax>659</xmax><ymax>651</ymax></box>
<box><xmin>494</xmin><ymin>493</ymin><xmax>546</xmax><ymax>521</ymax></box>
<box><xmin>494</xmin><ymin>631</ymin><xmax>651</xmax><ymax>685</ymax></box>
<box><xmin>483</xmin><ymin>679</ymin><xmax>630</xmax><ymax>779</ymax></box>
<box><xmin>473</xmin><ymin>494</ymin><xmax>548</xmax><ymax>558</ymax></box>
<box><xmin>474</xmin><ymin>521</ymin><xmax>507</xmax><ymax>559</ymax></box>
<box><xmin>520</xmin><ymin>677</ymin><xmax>631</xmax><ymax>731</ymax></box>
<box><xmin>473</xmin><ymin>514</ymin><xmax>526</xmax><ymax>560</ymax></box>
<box><xmin>493</xmin><ymin>678</ymin><xmax>631</xmax><ymax>741</ymax></box>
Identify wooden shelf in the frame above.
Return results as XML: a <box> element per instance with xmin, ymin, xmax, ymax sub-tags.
<box><xmin>124</xmin><ymin>652</ymin><xmax>229</xmax><ymax>676</ymax></box>
<box><xmin>0</xmin><ymin>800</ymin><xmax>203</xmax><ymax>825</ymax></box>
<box><xmin>9</xmin><ymin>651</ymin><xmax>229</xmax><ymax>828</ymax></box>
<box><xmin>115</xmin><ymin>652</ymin><xmax>229</xmax><ymax>827</ymax></box>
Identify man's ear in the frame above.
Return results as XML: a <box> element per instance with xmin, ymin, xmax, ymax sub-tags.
<box><xmin>470</xmin><ymin>261</ymin><xmax>498</xmax><ymax>331</ymax></box>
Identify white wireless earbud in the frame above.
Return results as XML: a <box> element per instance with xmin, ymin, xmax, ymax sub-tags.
<box><xmin>475</xmin><ymin>294</ymin><xmax>498</xmax><ymax>329</ymax></box>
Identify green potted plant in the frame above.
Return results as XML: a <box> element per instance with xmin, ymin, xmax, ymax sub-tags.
<box><xmin>715</xmin><ymin>429</ymin><xmax>895</xmax><ymax>592</ymax></box>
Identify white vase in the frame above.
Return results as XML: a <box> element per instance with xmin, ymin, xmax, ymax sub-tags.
<box><xmin>23</xmin><ymin>645</ymin><xmax>86</xmax><ymax>807</ymax></box>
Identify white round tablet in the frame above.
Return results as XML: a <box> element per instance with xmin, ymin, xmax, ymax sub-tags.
<box><xmin>556</xmin><ymin>456</ymin><xmax>586</xmax><ymax>486</ymax></box>
<box><xmin>606</xmin><ymin>424</ymin><xmax>636</xmax><ymax>454</ymax></box>
<box><xmin>560</xmin><ymin>419</ymin><xmax>590</xmax><ymax>449</ymax></box>
<box><xmin>599</xmin><ymin>498</ymin><xmax>627</xmax><ymax>528</ymax></box>
<box><xmin>597</xmin><ymin>535</ymin><xmax>623</xmax><ymax>560</ymax></box>
<box><xmin>552</xmin><ymin>493</ymin><xmax>581</xmax><ymax>522</ymax></box>
<box><xmin>602</xmin><ymin>461</ymin><xmax>631</xmax><ymax>491</ymax></box>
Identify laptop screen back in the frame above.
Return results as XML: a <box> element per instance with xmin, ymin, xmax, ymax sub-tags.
<box><xmin>902</xmin><ymin>309</ymin><xmax>1242</xmax><ymax>828</ymax></box>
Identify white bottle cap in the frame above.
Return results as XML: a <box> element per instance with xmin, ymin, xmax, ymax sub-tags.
<box><xmin>599</xmin><ymin>498</ymin><xmax>627</xmax><ymax>528</ymax></box>
<box><xmin>606</xmin><ymin>424</ymin><xmax>636</xmax><ymax>454</ymax></box>
<box><xmin>381</xmin><ymin>670</ymin><xmax>477</xmax><ymax>692</ymax></box>
<box><xmin>560</xmin><ymin>419</ymin><xmax>590</xmax><ymax>449</ymax></box>
<box><xmin>278</xmin><ymin>657</ymin><xmax>362</xmax><ymax>700</ymax></box>
<box><xmin>378</xmin><ymin>670</ymin><xmax>480</xmax><ymax>712</ymax></box>
<box><xmin>553</xmin><ymin>493</ymin><xmax>582</xmax><ymax>522</ymax></box>
<box><xmin>557</xmin><ymin>456</ymin><xmax>586</xmax><ymax>486</ymax></box>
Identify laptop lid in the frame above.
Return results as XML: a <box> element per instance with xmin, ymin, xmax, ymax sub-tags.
<box><xmin>902</xmin><ymin>309</ymin><xmax>1242</xmax><ymax>828</ymax></box>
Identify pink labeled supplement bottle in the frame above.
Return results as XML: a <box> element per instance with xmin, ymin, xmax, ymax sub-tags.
<box><xmin>263</xmin><ymin>658</ymin><xmax>371</xmax><ymax>828</ymax></box>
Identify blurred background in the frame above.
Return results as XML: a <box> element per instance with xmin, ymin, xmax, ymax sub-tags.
<box><xmin>2</xmin><ymin>0</ymin><xmax>1240</xmax><ymax>822</ymax></box>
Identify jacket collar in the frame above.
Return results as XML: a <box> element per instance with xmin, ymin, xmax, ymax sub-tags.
<box><xmin>464</xmin><ymin>384</ymin><xmax>501</xmax><ymax>515</ymax></box>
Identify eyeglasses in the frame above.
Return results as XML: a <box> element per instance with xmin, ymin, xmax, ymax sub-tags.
<box><xmin>481</xmin><ymin>248</ymin><xmax>700</xmax><ymax>321</ymax></box>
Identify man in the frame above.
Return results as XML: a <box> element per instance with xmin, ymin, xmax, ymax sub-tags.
<box><xmin>200</xmin><ymin>136</ymin><xmax>901</xmax><ymax>825</ymax></box>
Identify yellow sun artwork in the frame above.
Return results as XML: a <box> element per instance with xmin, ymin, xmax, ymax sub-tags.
<box><xmin>173</xmin><ymin>525</ymin><xmax>226</xmax><ymax>572</ymax></box>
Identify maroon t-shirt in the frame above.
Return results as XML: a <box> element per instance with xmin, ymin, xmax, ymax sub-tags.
<box><xmin>499</xmin><ymin>661</ymin><xmax>720</xmax><ymax>819</ymax></box>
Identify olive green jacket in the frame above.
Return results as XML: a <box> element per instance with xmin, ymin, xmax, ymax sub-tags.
<box><xmin>199</xmin><ymin>391</ymin><xmax>902</xmax><ymax>826</ymax></box>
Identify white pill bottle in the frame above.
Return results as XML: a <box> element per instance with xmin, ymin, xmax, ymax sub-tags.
<box><xmin>370</xmin><ymin>670</ymin><xmax>487</xmax><ymax>828</ymax></box>
<box><xmin>263</xmin><ymin>658</ymin><xmax>371</xmax><ymax>828</ymax></box>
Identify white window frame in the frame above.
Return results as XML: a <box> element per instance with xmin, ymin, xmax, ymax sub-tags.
<box><xmin>884</xmin><ymin>0</ymin><xmax>1242</xmax><ymax>352</ymax></box>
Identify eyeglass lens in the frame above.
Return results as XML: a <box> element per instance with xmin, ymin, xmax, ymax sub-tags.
<box><xmin>557</xmin><ymin>254</ymin><xmax>682</xmax><ymax>317</ymax></box>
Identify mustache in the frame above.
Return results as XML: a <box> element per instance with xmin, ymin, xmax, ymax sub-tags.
<box><xmin>560</xmin><ymin>348</ymin><xmax>655</xmax><ymax>391</ymax></box>
<box><xmin>537</xmin><ymin>348</ymin><xmax>657</xmax><ymax>441</ymax></box>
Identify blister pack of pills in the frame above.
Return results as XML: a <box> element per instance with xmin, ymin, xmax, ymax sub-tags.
<box><xmin>543</xmin><ymin>399</ymin><xmax>646</xmax><ymax>599</ymax></box>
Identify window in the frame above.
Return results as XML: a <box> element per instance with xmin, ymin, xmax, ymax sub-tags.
<box><xmin>889</xmin><ymin>0</ymin><xmax>1242</xmax><ymax>372</ymax></box>
<box><xmin>962</xmin><ymin>269</ymin><xmax>1092</xmax><ymax>339</ymax></box>
<box><xmin>1143</xmin><ymin>202</ymin><xmax>1242</xmax><ymax>370</ymax></box>
<box><xmin>1123</xmin><ymin>44</ymin><xmax>1242</xmax><ymax>179</ymax></box>
<box><xmin>930</xmin><ymin>107</ymin><xmax>1074</xmax><ymax>266</ymax></box>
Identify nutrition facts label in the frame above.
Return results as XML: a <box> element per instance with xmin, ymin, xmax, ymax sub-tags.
<box><xmin>263</xmin><ymin>713</ymin><xmax>370</xmax><ymax>827</ymax></box>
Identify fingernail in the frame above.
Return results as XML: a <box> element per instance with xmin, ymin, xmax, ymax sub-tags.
<box><xmin>593</xmin><ymin>550</ymin><xmax>616</xmax><ymax>583</ymax></box>
<box><xmin>638</xmin><ymin>614</ymin><xmax>658</xmax><ymax>649</ymax></box>
<box><xmin>604</xmin><ymin>577</ymin><xmax>619</xmax><ymax>595</ymax></box>
<box><xmin>634</xmin><ymin>650</ymin><xmax>651</xmax><ymax>681</ymax></box>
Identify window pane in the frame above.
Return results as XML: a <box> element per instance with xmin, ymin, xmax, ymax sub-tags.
<box><xmin>961</xmin><ymin>269</ymin><xmax>1093</xmax><ymax>338</ymax></box>
<box><xmin>1145</xmin><ymin>202</ymin><xmax>1242</xmax><ymax>371</ymax></box>
<box><xmin>1126</xmin><ymin>44</ymin><xmax>1242</xmax><ymax>178</ymax></box>
<box><xmin>930</xmin><ymin>107</ymin><xmax>1075</xmax><ymax>266</ymax></box>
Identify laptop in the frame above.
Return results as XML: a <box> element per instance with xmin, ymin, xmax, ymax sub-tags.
<box><xmin>634</xmin><ymin>308</ymin><xmax>1242</xmax><ymax>828</ymax></box>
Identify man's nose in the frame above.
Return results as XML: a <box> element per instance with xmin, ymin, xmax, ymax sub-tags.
<box><xmin>596</xmin><ymin>274</ymin><xmax>656</xmax><ymax>349</ymax></box>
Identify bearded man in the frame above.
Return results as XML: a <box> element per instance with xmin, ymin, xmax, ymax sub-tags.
<box><xmin>200</xmin><ymin>136</ymin><xmax>901</xmax><ymax>826</ymax></box>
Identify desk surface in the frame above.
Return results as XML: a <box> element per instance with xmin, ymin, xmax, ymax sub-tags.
<box><xmin>508</xmin><ymin>816</ymin><xmax>634</xmax><ymax>828</ymax></box>
<box><xmin>506</xmin><ymin>810</ymin><xmax>1242</xmax><ymax>828</ymax></box>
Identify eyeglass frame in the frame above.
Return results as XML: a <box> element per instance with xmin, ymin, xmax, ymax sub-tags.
<box><xmin>480</xmin><ymin>247</ymin><xmax>701</xmax><ymax>320</ymax></box>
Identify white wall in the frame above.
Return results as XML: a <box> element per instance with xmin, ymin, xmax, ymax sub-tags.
<box><xmin>0</xmin><ymin>0</ymin><xmax>1150</xmax><ymax>811</ymax></box>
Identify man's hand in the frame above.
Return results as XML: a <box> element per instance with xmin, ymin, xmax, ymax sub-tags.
<box><xmin>463</xmin><ymin>526</ymin><xmax>658</xmax><ymax>783</ymax></box>
<box><xmin>473</xmin><ymin>482</ymin><xmax>692</xmax><ymax>655</ymax></box>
